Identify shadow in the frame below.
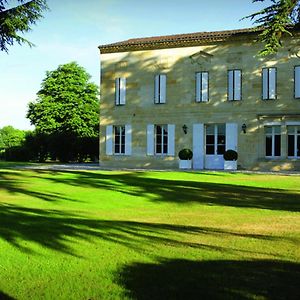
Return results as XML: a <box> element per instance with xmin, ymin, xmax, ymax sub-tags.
<box><xmin>37</xmin><ymin>170</ymin><xmax>300</xmax><ymax>212</ymax></box>
<box><xmin>0</xmin><ymin>291</ymin><xmax>15</xmax><ymax>300</ymax></box>
<box><xmin>118</xmin><ymin>259</ymin><xmax>300</xmax><ymax>300</ymax></box>
<box><xmin>1</xmin><ymin>203</ymin><xmax>296</xmax><ymax>256</ymax></box>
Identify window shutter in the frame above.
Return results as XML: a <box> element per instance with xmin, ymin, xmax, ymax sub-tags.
<box><xmin>195</xmin><ymin>72</ymin><xmax>201</xmax><ymax>102</ymax></box>
<box><xmin>120</xmin><ymin>78</ymin><xmax>126</xmax><ymax>105</ymax></box>
<box><xmin>201</xmin><ymin>72</ymin><xmax>209</xmax><ymax>102</ymax></box>
<box><xmin>193</xmin><ymin>123</ymin><xmax>204</xmax><ymax>169</ymax></box>
<box><xmin>147</xmin><ymin>124</ymin><xmax>154</xmax><ymax>155</ymax></box>
<box><xmin>234</xmin><ymin>70</ymin><xmax>241</xmax><ymax>100</ymax></box>
<box><xmin>269</xmin><ymin>68</ymin><xmax>276</xmax><ymax>99</ymax></box>
<box><xmin>262</xmin><ymin>68</ymin><xmax>268</xmax><ymax>100</ymax></box>
<box><xmin>167</xmin><ymin>124</ymin><xmax>175</xmax><ymax>156</ymax></box>
<box><xmin>106</xmin><ymin>125</ymin><xmax>113</xmax><ymax>155</ymax></box>
<box><xmin>296</xmin><ymin>66</ymin><xmax>300</xmax><ymax>98</ymax></box>
<box><xmin>226</xmin><ymin>123</ymin><xmax>238</xmax><ymax>151</ymax></box>
<box><xmin>160</xmin><ymin>74</ymin><xmax>166</xmax><ymax>103</ymax></box>
<box><xmin>125</xmin><ymin>124</ymin><xmax>132</xmax><ymax>155</ymax></box>
<box><xmin>154</xmin><ymin>75</ymin><xmax>160</xmax><ymax>103</ymax></box>
<box><xmin>115</xmin><ymin>78</ymin><xmax>120</xmax><ymax>105</ymax></box>
<box><xmin>228</xmin><ymin>70</ymin><xmax>234</xmax><ymax>100</ymax></box>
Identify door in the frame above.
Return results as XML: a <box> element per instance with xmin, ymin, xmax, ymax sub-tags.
<box><xmin>205</xmin><ymin>124</ymin><xmax>226</xmax><ymax>169</ymax></box>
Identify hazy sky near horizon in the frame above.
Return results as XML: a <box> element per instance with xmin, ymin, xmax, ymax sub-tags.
<box><xmin>0</xmin><ymin>0</ymin><xmax>270</xmax><ymax>130</ymax></box>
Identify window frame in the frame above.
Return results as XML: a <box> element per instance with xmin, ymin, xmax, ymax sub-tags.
<box><xmin>113</xmin><ymin>125</ymin><xmax>126</xmax><ymax>155</ymax></box>
<box><xmin>287</xmin><ymin>125</ymin><xmax>300</xmax><ymax>158</ymax></box>
<box><xmin>227</xmin><ymin>69</ymin><xmax>242</xmax><ymax>101</ymax></box>
<box><xmin>154</xmin><ymin>124</ymin><xmax>168</xmax><ymax>155</ymax></box>
<box><xmin>262</xmin><ymin>67</ymin><xmax>277</xmax><ymax>100</ymax></box>
<box><xmin>265</xmin><ymin>125</ymin><xmax>281</xmax><ymax>158</ymax></box>
<box><xmin>195</xmin><ymin>71</ymin><xmax>209</xmax><ymax>102</ymax></box>
<box><xmin>154</xmin><ymin>74</ymin><xmax>167</xmax><ymax>104</ymax></box>
<box><xmin>115</xmin><ymin>77</ymin><xmax>126</xmax><ymax>106</ymax></box>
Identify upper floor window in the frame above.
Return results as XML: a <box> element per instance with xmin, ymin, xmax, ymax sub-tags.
<box><xmin>228</xmin><ymin>70</ymin><xmax>241</xmax><ymax>101</ymax></box>
<box><xmin>262</xmin><ymin>68</ymin><xmax>276</xmax><ymax>100</ymax></box>
<box><xmin>265</xmin><ymin>125</ymin><xmax>281</xmax><ymax>157</ymax></box>
<box><xmin>154</xmin><ymin>74</ymin><xmax>166</xmax><ymax>104</ymax></box>
<box><xmin>295</xmin><ymin>66</ymin><xmax>300</xmax><ymax>98</ymax></box>
<box><xmin>288</xmin><ymin>125</ymin><xmax>300</xmax><ymax>158</ymax></box>
<box><xmin>115</xmin><ymin>77</ymin><xmax>126</xmax><ymax>105</ymax></box>
<box><xmin>196</xmin><ymin>71</ymin><xmax>209</xmax><ymax>102</ymax></box>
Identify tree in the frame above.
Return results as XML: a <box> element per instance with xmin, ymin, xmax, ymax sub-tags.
<box><xmin>0</xmin><ymin>125</ymin><xmax>26</xmax><ymax>149</ymax></box>
<box><xmin>27</xmin><ymin>62</ymin><xmax>99</xmax><ymax>162</ymax></box>
<box><xmin>0</xmin><ymin>0</ymin><xmax>48</xmax><ymax>52</ymax></box>
<box><xmin>244</xmin><ymin>0</ymin><xmax>300</xmax><ymax>55</ymax></box>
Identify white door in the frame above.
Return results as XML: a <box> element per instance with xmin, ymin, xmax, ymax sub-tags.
<box><xmin>205</xmin><ymin>124</ymin><xmax>226</xmax><ymax>169</ymax></box>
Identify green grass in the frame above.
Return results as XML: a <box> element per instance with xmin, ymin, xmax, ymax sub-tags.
<box><xmin>0</xmin><ymin>167</ymin><xmax>300</xmax><ymax>299</ymax></box>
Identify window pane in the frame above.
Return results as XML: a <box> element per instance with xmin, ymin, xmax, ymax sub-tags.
<box><xmin>206</xmin><ymin>135</ymin><xmax>214</xmax><ymax>144</ymax></box>
<box><xmin>288</xmin><ymin>135</ymin><xmax>295</xmax><ymax>156</ymax></box>
<box><xmin>218</xmin><ymin>124</ymin><xmax>225</xmax><ymax>135</ymax></box>
<box><xmin>217</xmin><ymin>145</ymin><xmax>225</xmax><ymax>155</ymax></box>
<box><xmin>156</xmin><ymin>125</ymin><xmax>162</xmax><ymax>135</ymax></box>
<box><xmin>297</xmin><ymin>137</ymin><xmax>300</xmax><ymax>157</ymax></box>
<box><xmin>297</xmin><ymin>126</ymin><xmax>300</xmax><ymax>134</ymax></box>
<box><xmin>206</xmin><ymin>145</ymin><xmax>214</xmax><ymax>155</ymax></box>
<box><xmin>274</xmin><ymin>126</ymin><xmax>281</xmax><ymax>134</ymax></box>
<box><xmin>206</xmin><ymin>125</ymin><xmax>214</xmax><ymax>135</ymax></box>
<box><xmin>269</xmin><ymin>68</ymin><xmax>276</xmax><ymax>99</ymax></box>
<box><xmin>287</xmin><ymin>126</ymin><xmax>295</xmax><ymax>134</ymax></box>
<box><xmin>115</xmin><ymin>144</ymin><xmax>120</xmax><ymax>153</ymax></box>
<box><xmin>156</xmin><ymin>134</ymin><xmax>162</xmax><ymax>144</ymax></box>
<box><xmin>121</xmin><ymin>144</ymin><xmax>125</xmax><ymax>154</ymax></box>
<box><xmin>265</xmin><ymin>126</ymin><xmax>272</xmax><ymax>134</ymax></box>
<box><xmin>156</xmin><ymin>144</ymin><xmax>162</xmax><ymax>154</ymax></box>
<box><xmin>266</xmin><ymin>136</ymin><xmax>272</xmax><ymax>156</ymax></box>
<box><xmin>163</xmin><ymin>144</ymin><xmax>168</xmax><ymax>154</ymax></box>
<box><xmin>274</xmin><ymin>135</ymin><xmax>281</xmax><ymax>156</ymax></box>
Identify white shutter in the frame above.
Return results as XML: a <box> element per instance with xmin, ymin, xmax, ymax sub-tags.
<box><xmin>193</xmin><ymin>123</ymin><xmax>204</xmax><ymax>169</ymax></box>
<box><xmin>125</xmin><ymin>124</ymin><xmax>131</xmax><ymax>155</ymax></box>
<box><xmin>269</xmin><ymin>68</ymin><xmax>276</xmax><ymax>99</ymax></box>
<box><xmin>195</xmin><ymin>72</ymin><xmax>201</xmax><ymax>102</ymax></box>
<box><xmin>234</xmin><ymin>70</ymin><xmax>241</xmax><ymax>100</ymax></box>
<box><xmin>262</xmin><ymin>68</ymin><xmax>268</xmax><ymax>99</ymax></box>
<box><xmin>201</xmin><ymin>72</ymin><xmax>209</xmax><ymax>102</ymax></box>
<box><xmin>295</xmin><ymin>66</ymin><xmax>300</xmax><ymax>98</ymax></box>
<box><xmin>160</xmin><ymin>74</ymin><xmax>166</xmax><ymax>103</ymax></box>
<box><xmin>226</xmin><ymin>123</ymin><xmax>238</xmax><ymax>151</ymax></box>
<box><xmin>167</xmin><ymin>124</ymin><xmax>175</xmax><ymax>156</ymax></box>
<box><xmin>154</xmin><ymin>75</ymin><xmax>160</xmax><ymax>103</ymax></box>
<box><xmin>120</xmin><ymin>78</ymin><xmax>126</xmax><ymax>105</ymax></box>
<box><xmin>115</xmin><ymin>78</ymin><xmax>120</xmax><ymax>105</ymax></box>
<box><xmin>147</xmin><ymin>124</ymin><xmax>154</xmax><ymax>155</ymax></box>
<box><xmin>228</xmin><ymin>70</ymin><xmax>234</xmax><ymax>100</ymax></box>
<box><xmin>106</xmin><ymin>125</ymin><xmax>113</xmax><ymax>155</ymax></box>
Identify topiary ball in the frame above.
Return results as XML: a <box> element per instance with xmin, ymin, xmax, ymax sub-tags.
<box><xmin>223</xmin><ymin>149</ymin><xmax>238</xmax><ymax>161</ymax></box>
<box><xmin>178</xmin><ymin>148</ymin><xmax>193</xmax><ymax>160</ymax></box>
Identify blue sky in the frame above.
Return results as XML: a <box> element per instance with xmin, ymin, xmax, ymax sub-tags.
<box><xmin>0</xmin><ymin>0</ymin><xmax>270</xmax><ymax>129</ymax></box>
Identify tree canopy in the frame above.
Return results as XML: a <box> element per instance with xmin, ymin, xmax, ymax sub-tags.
<box><xmin>245</xmin><ymin>0</ymin><xmax>300</xmax><ymax>55</ymax></box>
<box><xmin>0</xmin><ymin>0</ymin><xmax>48</xmax><ymax>52</ymax></box>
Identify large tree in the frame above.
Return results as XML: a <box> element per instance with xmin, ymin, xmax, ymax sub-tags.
<box><xmin>245</xmin><ymin>0</ymin><xmax>300</xmax><ymax>55</ymax></box>
<box><xmin>0</xmin><ymin>0</ymin><xmax>48</xmax><ymax>52</ymax></box>
<box><xmin>27</xmin><ymin>62</ymin><xmax>99</xmax><ymax>161</ymax></box>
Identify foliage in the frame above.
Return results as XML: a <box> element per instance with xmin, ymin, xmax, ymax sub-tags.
<box><xmin>0</xmin><ymin>125</ymin><xmax>26</xmax><ymax>149</ymax></box>
<box><xmin>178</xmin><ymin>148</ymin><xmax>193</xmax><ymax>160</ymax></box>
<box><xmin>244</xmin><ymin>0</ymin><xmax>300</xmax><ymax>55</ymax></box>
<box><xmin>0</xmin><ymin>170</ymin><xmax>299</xmax><ymax>298</ymax></box>
<box><xmin>223</xmin><ymin>149</ymin><xmax>238</xmax><ymax>161</ymax></box>
<box><xmin>26</xmin><ymin>62</ymin><xmax>99</xmax><ymax>162</ymax></box>
<box><xmin>0</xmin><ymin>0</ymin><xmax>48</xmax><ymax>52</ymax></box>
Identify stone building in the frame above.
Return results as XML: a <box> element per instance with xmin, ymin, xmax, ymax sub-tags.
<box><xmin>98</xmin><ymin>27</ymin><xmax>300</xmax><ymax>170</ymax></box>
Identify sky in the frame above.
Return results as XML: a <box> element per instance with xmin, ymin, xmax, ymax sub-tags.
<box><xmin>0</xmin><ymin>0</ymin><xmax>271</xmax><ymax>130</ymax></box>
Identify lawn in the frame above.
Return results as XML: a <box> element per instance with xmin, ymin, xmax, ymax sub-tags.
<box><xmin>0</xmin><ymin>167</ymin><xmax>300</xmax><ymax>299</ymax></box>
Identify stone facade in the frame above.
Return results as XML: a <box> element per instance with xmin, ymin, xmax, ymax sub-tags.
<box><xmin>99</xmin><ymin>29</ymin><xmax>300</xmax><ymax>171</ymax></box>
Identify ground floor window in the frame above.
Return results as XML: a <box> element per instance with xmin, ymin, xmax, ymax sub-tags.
<box><xmin>265</xmin><ymin>126</ymin><xmax>281</xmax><ymax>157</ymax></box>
<box><xmin>205</xmin><ymin>124</ymin><xmax>225</xmax><ymax>155</ymax></box>
<box><xmin>288</xmin><ymin>126</ymin><xmax>300</xmax><ymax>158</ymax></box>
<box><xmin>155</xmin><ymin>124</ymin><xmax>168</xmax><ymax>155</ymax></box>
<box><xmin>114</xmin><ymin>125</ymin><xmax>125</xmax><ymax>154</ymax></box>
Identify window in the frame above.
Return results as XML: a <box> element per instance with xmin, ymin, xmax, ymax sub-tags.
<box><xmin>114</xmin><ymin>125</ymin><xmax>125</xmax><ymax>154</ymax></box>
<box><xmin>228</xmin><ymin>70</ymin><xmax>241</xmax><ymax>101</ymax></box>
<box><xmin>154</xmin><ymin>74</ymin><xmax>166</xmax><ymax>104</ymax></box>
<box><xmin>155</xmin><ymin>125</ymin><xmax>168</xmax><ymax>154</ymax></box>
<box><xmin>205</xmin><ymin>124</ymin><xmax>225</xmax><ymax>155</ymax></box>
<box><xmin>295</xmin><ymin>66</ymin><xmax>300</xmax><ymax>98</ymax></box>
<box><xmin>287</xmin><ymin>126</ymin><xmax>300</xmax><ymax>158</ymax></box>
<box><xmin>262</xmin><ymin>68</ymin><xmax>276</xmax><ymax>100</ymax></box>
<box><xmin>265</xmin><ymin>126</ymin><xmax>281</xmax><ymax>157</ymax></box>
<box><xmin>115</xmin><ymin>77</ymin><xmax>126</xmax><ymax>105</ymax></box>
<box><xmin>196</xmin><ymin>72</ymin><xmax>209</xmax><ymax>102</ymax></box>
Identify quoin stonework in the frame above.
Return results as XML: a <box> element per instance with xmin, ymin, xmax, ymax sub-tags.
<box><xmin>98</xmin><ymin>27</ymin><xmax>300</xmax><ymax>171</ymax></box>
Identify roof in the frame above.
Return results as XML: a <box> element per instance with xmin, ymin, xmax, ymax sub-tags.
<box><xmin>98</xmin><ymin>27</ymin><xmax>261</xmax><ymax>54</ymax></box>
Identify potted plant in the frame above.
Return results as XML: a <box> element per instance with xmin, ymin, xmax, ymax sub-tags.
<box><xmin>223</xmin><ymin>149</ymin><xmax>238</xmax><ymax>170</ymax></box>
<box><xmin>178</xmin><ymin>148</ymin><xmax>193</xmax><ymax>169</ymax></box>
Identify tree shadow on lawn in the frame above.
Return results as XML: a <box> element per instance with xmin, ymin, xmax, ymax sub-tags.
<box><xmin>0</xmin><ymin>291</ymin><xmax>16</xmax><ymax>300</ymax></box>
<box><xmin>118</xmin><ymin>259</ymin><xmax>300</xmax><ymax>300</ymax></box>
<box><xmin>0</xmin><ymin>204</ymin><xmax>296</xmax><ymax>256</ymax></box>
<box><xmin>35</xmin><ymin>170</ymin><xmax>300</xmax><ymax>212</ymax></box>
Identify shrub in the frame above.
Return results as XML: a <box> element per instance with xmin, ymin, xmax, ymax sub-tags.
<box><xmin>223</xmin><ymin>149</ymin><xmax>238</xmax><ymax>161</ymax></box>
<box><xmin>178</xmin><ymin>148</ymin><xmax>193</xmax><ymax>160</ymax></box>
